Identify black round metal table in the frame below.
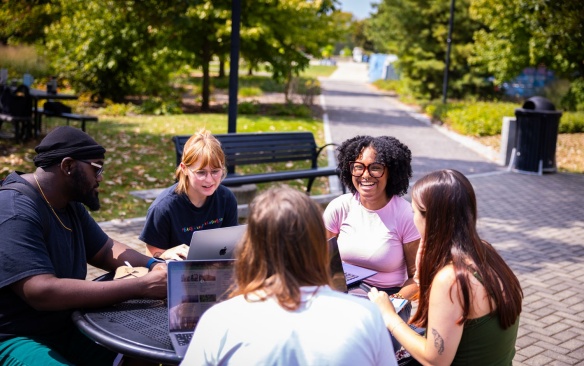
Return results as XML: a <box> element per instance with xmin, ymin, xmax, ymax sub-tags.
<box><xmin>73</xmin><ymin>272</ymin><xmax>180</xmax><ymax>365</ymax></box>
<box><xmin>72</xmin><ymin>298</ymin><xmax>181</xmax><ymax>365</ymax></box>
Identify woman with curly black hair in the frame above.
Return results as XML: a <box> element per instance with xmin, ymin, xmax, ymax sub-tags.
<box><xmin>323</xmin><ymin>135</ymin><xmax>421</xmax><ymax>340</ymax></box>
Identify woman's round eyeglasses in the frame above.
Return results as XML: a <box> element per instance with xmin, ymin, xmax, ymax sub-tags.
<box><xmin>349</xmin><ymin>162</ymin><xmax>385</xmax><ymax>178</ymax></box>
<box><xmin>189</xmin><ymin>167</ymin><xmax>224</xmax><ymax>180</ymax></box>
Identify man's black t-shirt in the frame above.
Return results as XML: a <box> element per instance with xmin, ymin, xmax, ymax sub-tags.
<box><xmin>0</xmin><ymin>172</ymin><xmax>108</xmax><ymax>340</ymax></box>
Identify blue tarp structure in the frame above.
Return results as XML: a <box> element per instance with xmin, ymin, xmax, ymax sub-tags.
<box><xmin>368</xmin><ymin>54</ymin><xmax>399</xmax><ymax>83</ymax></box>
<box><xmin>502</xmin><ymin>67</ymin><xmax>555</xmax><ymax>98</ymax></box>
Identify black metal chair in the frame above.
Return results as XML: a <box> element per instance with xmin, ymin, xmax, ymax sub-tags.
<box><xmin>0</xmin><ymin>84</ymin><xmax>33</xmax><ymax>141</ymax></box>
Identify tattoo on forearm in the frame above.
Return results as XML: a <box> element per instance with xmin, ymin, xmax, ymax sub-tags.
<box><xmin>431</xmin><ymin>328</ymin><xmax>445</xmax><ymax>355</ymax></box>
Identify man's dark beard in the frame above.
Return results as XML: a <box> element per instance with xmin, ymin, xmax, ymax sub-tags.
<box><xmin>71</xmin><ymin>168</ymin><xmax>100</xmax><ymax>211</ymax></box>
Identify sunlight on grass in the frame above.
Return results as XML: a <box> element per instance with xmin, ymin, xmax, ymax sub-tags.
<box><xmin>1</xmin><ymin>114</ymin><xmax>331</xmax><ymax>222</ymax></box>
<box><xmin>300</xmin><ymin>65</ymin><xmax>337</xmax><ymax>78</ymax></box>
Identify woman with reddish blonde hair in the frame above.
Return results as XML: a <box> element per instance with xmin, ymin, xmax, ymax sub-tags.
<box><xmin>369</xmin><ymin>169</ymin><xmax>523</xmax><ymax>365</ymax></box>
<box><xmin>183</xmin><ymin>186</ymin><xmax>397</xmax><ymax>365</ymax></box>
<box><xmin>140</xmin><ymin>128</ymin><xmax>238</xmax><ymax>260</ymax></box>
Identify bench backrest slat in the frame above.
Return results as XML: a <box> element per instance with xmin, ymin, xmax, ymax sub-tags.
<box><xmin>172</xmin><ymin>132</ymin><xmax>319</xmax><ymax>169</ymax></box>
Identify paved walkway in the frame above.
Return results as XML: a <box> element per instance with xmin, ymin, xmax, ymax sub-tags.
<box><xmin>96</xmin><ymin>62</ymin><xmax>584</xmax><ymax>365</ymax></box>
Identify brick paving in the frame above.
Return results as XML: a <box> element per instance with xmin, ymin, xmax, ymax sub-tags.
<box><xmin>95</xmin><ymin>171</ymin><xmax>584</xmax><ymax>365</ymax></box>
<box><xmin>92</xmin><ymin>62</ymin><xmax>584</xmax><ymax>364</ymax></box>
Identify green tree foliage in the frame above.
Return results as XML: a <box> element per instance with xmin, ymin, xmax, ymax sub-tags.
<box><xmin>328</xmin><ymin>11</ymin><xmax>354</xmax><ymax>55</ymax></box>
<box><xmin>44</xmin><ymin>0</ymin><xmax>181</xmax><ymax>102</ymax></box>
<box><xmin>170</xmin><ymin>0</ymin><xmax>232</xmax><ymax>111</ymax></box>
<box><xmin>240</xmin><ymin>0</ymin><xmax>340</xmax><ymax>101</ymax></box>
<box><xmin>351</xmin><ymin>19</ymin><xmax>375</xmax><ymax>53</ymax></box>
<box><xmin>470</xmin><ymin>0</ymin><xmax>584</xmax><ymax>110</ymax></box>
<box><xmin>0</xmin><ymin>0</ymin><xmax>55</xmax><ymax>45</ymax></box>
<box><xmin>367</xmin><ymin>0</ymin><xmax>491</xmax><ymax>100</ymax></box>
<box><xmin>2</xmin><ymin>0</ymin><xmax>341</xmax><ymax>108</ymax></box>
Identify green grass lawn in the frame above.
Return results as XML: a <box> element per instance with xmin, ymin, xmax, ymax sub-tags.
<box><xmin>0</xmin><ymin>114</ymin><xmax>333</xmax><ymax>222</ymax></box>
<box><xmin>0</xmin><ymin>65</ymin><xmax>339</xmax><ymax>222</ymax></box>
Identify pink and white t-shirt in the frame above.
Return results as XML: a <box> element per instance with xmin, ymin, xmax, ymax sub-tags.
<box><xmin>323</xmin><ymin>193</ymin><xmax>420</xmax><ymax>288</ymax></box>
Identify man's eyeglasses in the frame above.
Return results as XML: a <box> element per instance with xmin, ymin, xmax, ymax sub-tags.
<box><xmin>77</xmin><ymin>159</ymin><xmax>104</xmax><ymax>177</ymax></box>
<box><xmin>189</xmin><ymin>167</ymin><xmax>224</xmax><ymax>180</ymax></box>
<box><xmin>349</xmin><ymin>162</ymin><xmax>385</xmax><ymax>178</ymax></box>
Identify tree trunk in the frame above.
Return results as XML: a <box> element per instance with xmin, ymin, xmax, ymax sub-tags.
<box><xmin>284</xmin><ymin>68</ymin><xmax>293</xmax><ymax>103</ymax></box>
<box><xmin>201</xmin><ymin>42</ymin><xmax>211</xmax><ymax>112</ymax></box>
<box><xmin>218</xmin><ymin>55</ymin><xmax>225</xmax><ymax>78</ymax></box>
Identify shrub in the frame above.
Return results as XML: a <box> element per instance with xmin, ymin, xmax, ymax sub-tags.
<box><xmin>295</xmin><ymin>79</ymin><xmax>321</xmax><ymax>106</ymax></box>
<box><xmin>447</xmin><ymin>102</ymin><xmax>516</xmax><ymax>136</ymax></box>
<box><xmin>269</xmin><ymin>103</ymin><xmax>312</xmax><ymax>118</ymax></box>
<box><xmin>239</xmin><ymin>87</ymin><xmax>262</xmax><ymax>97</ymax></box>
<box><xmin>238</xmin><ymin>101</ymin><xmax>260</xmax><ymax>115</ymax></box>
<box><xmin>137</xmin><ymin>97</ymin><xmax>182</xmax><ymax>115</ymax></box>
<box><xmin>561</xmin><ymin>78</ymin><xmax>584</xmax><ymax>112</ymax></box>
<box><xmin>422</xmin><ymin>101</ymin><xmax>515</xmax><ymax>136</ymax></box>
<box><xmin>99</xmin><ymin>102</ymin><xmax>138</xmax><ymax>116</ymax></box>
<box><xmin>560</xmin><ymin>112</ymin><xmax>584</xmax><ymax>133</ymax></box>
<box><xmin>373</xmin><ymin>79</ymin><xmax>402</xmax><ymax>93</ymax></box>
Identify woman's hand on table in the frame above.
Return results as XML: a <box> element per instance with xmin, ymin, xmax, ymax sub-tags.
<box><xmin>158</xmin><ymin>244</ymin><xmax>189</xmax><ymax>260</ymax></box>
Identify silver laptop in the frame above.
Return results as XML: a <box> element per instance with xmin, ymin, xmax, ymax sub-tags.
<box><xmin>167</xmin><ymin>259</ymin><xmax>235</xmax><ymax>358</ymax></box>
<box><xmin>328</xmin><ymin>236</ymin><xmax>377</xmax><ymax>293</ymax></box>
<box><xmin>186</xmin><ymin>225</ymin><xmax>247</xmax><ymax>260</ymax></box>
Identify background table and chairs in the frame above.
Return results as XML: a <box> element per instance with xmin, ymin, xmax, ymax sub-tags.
<box><xmin>30</xmin><ymin>87</ymin><xmax>78</xmax><ymax>137</ymax></box>
<box><xmin>0</xmin><ymin>83</ymin><xmax>78</xmax><ymax>141</ymax></box>
<box><xmin>0</xmin><ymin>84</ymin><xmax>82</xmax><ymax>141</ymax></box>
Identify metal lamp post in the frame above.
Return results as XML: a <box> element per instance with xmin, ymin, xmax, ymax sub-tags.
<box><xmin>442</xmin><ymin>0</ymin><xmax>455</xmax><ymax>104</ymax></box>
<box><xmin>228</xmin><ymin>0</ymin><xmax>241</xmax><ymax>134</ymax></box>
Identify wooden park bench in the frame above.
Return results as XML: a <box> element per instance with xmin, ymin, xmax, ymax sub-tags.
<box><xmin>172</xmin><ymin>132</ymin><xmax>341</xmax><ymax>194</ymax></box>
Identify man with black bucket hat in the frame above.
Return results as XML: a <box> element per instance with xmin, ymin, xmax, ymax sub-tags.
<box><xmin>0</xmin><ymin>126</ymin><xmax>167</xmax><ymax>365</ymax></box>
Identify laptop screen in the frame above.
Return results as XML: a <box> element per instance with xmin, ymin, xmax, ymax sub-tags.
<box><xmin>328</xmin><ymin>237</ymin><xmax>349</xmax><ymax>293</ymax></box>
<box><xmin>167</xmin><ymin>260</ymin><xmax>235</xmax><ymax>332</ymax></box>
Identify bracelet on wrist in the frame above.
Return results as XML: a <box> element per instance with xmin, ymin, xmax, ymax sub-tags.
<box><xmin>146</xmin><ymin>257</ymin><xmax>164</xmax><ymax>271</ymax></box>
<box><xmin>390</xmin><ymin>292</ymin><xmax>405</xmax><ymax>299</ymax></box>
<box><xmin>390</xmin><ymin>320</ymin><xmax>405</xmax><ymax>335</ymax></box>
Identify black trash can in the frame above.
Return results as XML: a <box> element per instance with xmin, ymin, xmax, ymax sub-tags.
<box><xmin>513</xmin><ymin>96</ymin><xmax>562</xmax><ymax>174</ymax></box>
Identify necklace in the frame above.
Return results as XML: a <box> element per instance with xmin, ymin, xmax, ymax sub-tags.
<box><xmin>33</xmin><ymin>173</ymin><xmax>72</xmax><ymax>232</ymax></box>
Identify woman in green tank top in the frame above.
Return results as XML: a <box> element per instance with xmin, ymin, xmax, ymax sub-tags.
<box><xmin>368</xmin><ymin>169</ymin><xmax>523</xmax><ymax>365</ymax></box>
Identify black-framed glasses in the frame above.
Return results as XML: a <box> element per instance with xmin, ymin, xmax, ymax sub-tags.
<box><xmin>77</xmin><ymin>159</ymin><xmax>104</xmax><ymax>177</ymax></box>
<box><xmin>349</xmin><ymin>161</ymin><xmax>385</xmax><ymax>178</ymax></box>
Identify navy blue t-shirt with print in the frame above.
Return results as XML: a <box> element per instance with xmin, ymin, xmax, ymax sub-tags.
<box><xmin>139</xmin><ymin>183</ymin><xmax>238</xmax><ymax>250</ymax></box>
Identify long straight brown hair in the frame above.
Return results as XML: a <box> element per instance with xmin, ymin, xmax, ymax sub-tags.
<box><xmin>409</xmin><ymin>170</ymin><xmax>522</xmax><ymax>329</ymax></box>
<box><xmin>230</xmin><ymin>186</ymin><xmax>333</xmax><ymax>311</ymax></box>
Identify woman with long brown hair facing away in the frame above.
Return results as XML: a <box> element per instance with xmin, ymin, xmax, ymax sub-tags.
<box><xmin>183</xmin><ymin>186</ymin><xmax>397</xmax><ymax>365</ymax></box>
<box><xmin>369</xmin><ymin>169</ymin><xmax>523</xmax><ymax>365</ymax></box>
